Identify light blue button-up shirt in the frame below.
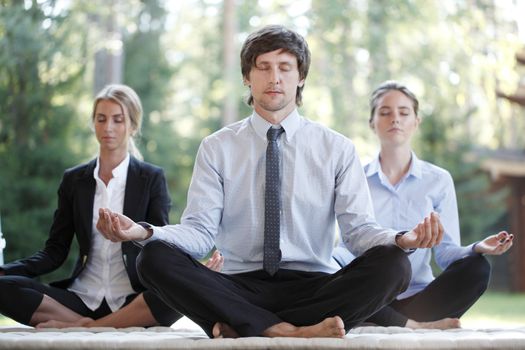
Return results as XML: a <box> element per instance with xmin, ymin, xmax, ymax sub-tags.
<box><xmin>145</xmin><ymin>110</ymin><xmax>398</xmax><ymax>274</ymax></box>
<box><xmin>334</xmin><ymin>153</ymin><xmax>475</xmax><ymax>298</ymax></box>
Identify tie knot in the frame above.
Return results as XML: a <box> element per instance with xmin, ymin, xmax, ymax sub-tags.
<box><xmin>267</xmin><ymin>127</ymin><xmax>284</xmax><ymax>142</ymax></box>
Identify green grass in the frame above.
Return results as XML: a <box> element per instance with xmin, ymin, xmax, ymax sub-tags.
<box><xmin>461</xmin><ymin>292</ymin><xmax>525</xmax><ymax>328</ymax></box>
<box><xmin>0</xmin><ymin>317</ymin><xmax>17</xmax><ymax>327</ymax></box>
<box><xmin>1</xmin><ymin>291</ymin><xmax>524</xmax><ymax>329</ymax></box>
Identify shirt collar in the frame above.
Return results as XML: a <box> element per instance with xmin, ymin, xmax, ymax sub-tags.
<box><xmin>408</xmin><ymin>152</ymin><xmax>423</xmax><ymax>179</ymax></box>
<box><xmin>93</xmin><ymin>153</ymin><xmax>130</xmax><ymax>181</ymax></box>
<box><xmin>365</xmin><ymin>155</ymin><xmax>382</xmax><ymax>177</ymax></box>
<box><xmin>365</xmin><ymin>151</ymin><xmax>422</xmax><ymax>180</ymax></box>
<box><xmin>250</xmin><ymin>109</ymin><xmax>300</xmax><ymax>142</ymax></box>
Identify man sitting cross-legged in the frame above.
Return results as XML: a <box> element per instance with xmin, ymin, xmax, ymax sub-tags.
<box><xmin>96</xmin><ymin>25</ymin><xmax>444</xmax><ymax>339</ymax></box>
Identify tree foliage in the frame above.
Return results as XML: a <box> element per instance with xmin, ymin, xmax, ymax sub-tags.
<box><xmin>0</xmin><ymin>0</ymin><xmax>87</xmax><ymax>280</ymax></box>
<box><xmin>0</xmin><ymin>0</ymin><xmax>522</xmax><ymax>286</ymax></box>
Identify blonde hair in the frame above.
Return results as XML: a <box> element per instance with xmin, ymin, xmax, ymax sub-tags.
<box><xmin>92</xmin><ymin>84</ymin><xmax>143</xmax><ymax>160</ymax></box>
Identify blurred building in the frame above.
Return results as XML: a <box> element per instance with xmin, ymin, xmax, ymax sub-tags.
<box><xmin>487</xmin><ymin>48</ymin><xmax>525</xmax><ymax>291</ymax></box>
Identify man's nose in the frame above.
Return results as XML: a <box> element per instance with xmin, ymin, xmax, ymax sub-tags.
<box><xmin>269</xmin><ymin>67</ymin><xmax>280</xmax><ymax>84</ymax></box>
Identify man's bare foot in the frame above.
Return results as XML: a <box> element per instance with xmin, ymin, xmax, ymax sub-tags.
<box><xmin>36</xmin><ymin>317</ymin><xmax>93</xmax><ymax>329</ymax></box>
<box><xmin>262</xmin><ymin>316</ymin><xmax>345</xmax><ymax>338</ymax></box>
<box><xmin>212</xmin><ymin>322</ymin><xmax>240</xmax><ymax>338</ymax></box>
<box><xmin>405</xmin><ymin>318</ymin><xmax>461</xmax><ymax>330</ymax></box>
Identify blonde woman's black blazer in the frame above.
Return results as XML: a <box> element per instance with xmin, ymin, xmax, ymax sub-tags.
<box><xmin>1</xmin><ymin>156</ymin><xmax>171</xmax><ymax>292</ymax></box>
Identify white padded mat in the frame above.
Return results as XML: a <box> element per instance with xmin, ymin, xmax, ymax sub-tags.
<box><xmin>1</xmin><ymin>325</ymin><xmax>525</xmax><ymax>349</ymax></box>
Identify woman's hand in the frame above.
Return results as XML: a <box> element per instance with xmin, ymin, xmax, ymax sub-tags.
<box><xmin>474</xmin><ymin>231</ymin><xmax>513</xmax><ymax>255</ymax></box>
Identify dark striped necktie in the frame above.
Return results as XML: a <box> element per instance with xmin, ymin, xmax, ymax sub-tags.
<box><xmin>263</xmin><ymin>127</ymin><xmax>285</xmax><ymax>276</ymax></box>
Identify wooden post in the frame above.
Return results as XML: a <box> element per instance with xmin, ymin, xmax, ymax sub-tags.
<box><xmin>508</xmin><ymin>177</ymin><xmax>525</xmax><ymax>291</ymax></box>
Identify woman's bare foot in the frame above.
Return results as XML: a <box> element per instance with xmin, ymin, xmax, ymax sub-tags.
<box><xmin>262</xmin><ymin>316</ymin><xmax>345</xmax><ymax>338</ymax></box>
<box><xmin>36</xmin><ymin>317</ymin><xmax>94</xmax><ymax>329</ymax></box>
<box><xmin>212</xmin><ymin>322</ymin><xmax>240</xmax><ymax>338</ymax></box>
<box><xmin>405</xmin><ymin>317</ymin><xmax>461</xmax><ymax>330</ymax></box>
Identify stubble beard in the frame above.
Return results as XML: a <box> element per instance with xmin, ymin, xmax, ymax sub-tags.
<box><xmin>257</xmin><ymin>94</ymin><xmax>294</xmax><ymax>113</ymax></box>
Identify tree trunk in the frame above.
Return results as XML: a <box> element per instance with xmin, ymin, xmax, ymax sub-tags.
<box><xmin>221</xmin><ymin>0</ymin><xmax>238</xmax><ymax>126</ymax></box>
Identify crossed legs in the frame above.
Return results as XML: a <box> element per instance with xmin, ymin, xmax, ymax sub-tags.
<box><xmin>0</xmin><ymin>275</ymin><xmax>181</xmax><ymax>328</ymax></box>
<box><xmin>137</xmin><ymin>241</ymin><xmax>411</xmax><ymax>338</ymax></box>
<box><xmin>367</xmin><ymin>254</ymin><xmax>491</xmax><ymax>328</ymax></box>
<box><xmin>0</xmin><ymin>275</ymin><xmax>109</xmax><ymax>326</ymax></box>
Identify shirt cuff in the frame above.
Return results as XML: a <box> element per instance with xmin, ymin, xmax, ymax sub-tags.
<box><xmin>470</xmin><ymin>242</ymin><xmax>481</xmax><ymax>255</ymax></box>
<box><xmin>395</xmin><ymin>231</ymin><xmax>416</xmax><ymax>254</ymax></box>
<box><xmin>136</xmin><ymin>221</ymin><xmax>157</xmax><ymax>245</ymax></box>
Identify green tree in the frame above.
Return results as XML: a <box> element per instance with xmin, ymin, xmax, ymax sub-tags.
<box><xmin>120</xmin><ymin>0</ymin><xmax>186</xmax><ymax>217</ymax></box>
<box><xmin>0</xmin><ymin>0</ymin><xmax>86</xmax><ymax>281</ymax></box>
<box><xmin>0</xmin><ymin>0</ymin><xmax>520</xmax><ymax>287</ymax></box>
<box><xmin>138</xmin><ymin>0</ymin><xmax>232</xmax><ymax>220</ymax></box>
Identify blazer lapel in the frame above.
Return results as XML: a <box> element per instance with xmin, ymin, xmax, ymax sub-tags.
<box><xmin>76</xmin><ymin>159</ymin><xmax>96</xmax><ymax>249</ymax></box>
<box><xmin>123</xmin><ymin>156</ymin><xmax>147</xmax><ymax>221</ymax></box>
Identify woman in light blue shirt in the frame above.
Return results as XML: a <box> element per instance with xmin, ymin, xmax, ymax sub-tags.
<box><xmin>333</xmin><ymin>80</ymin><xmax>513</xmax><ymax>329</ymax></box>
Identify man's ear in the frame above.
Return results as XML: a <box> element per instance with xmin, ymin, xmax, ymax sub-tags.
<box><xmin>298</xmin><ymin>79</ymin><xmax>305</xmax><ymax>88</ymax></box>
